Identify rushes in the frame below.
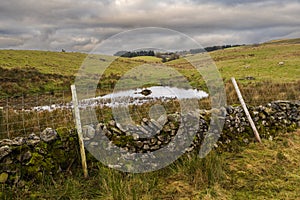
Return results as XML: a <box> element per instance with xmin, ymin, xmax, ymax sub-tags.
<box><xmin>225</xmin><ymin>80</ymin><xmax>300</xmax><ymax>106</ymax></box>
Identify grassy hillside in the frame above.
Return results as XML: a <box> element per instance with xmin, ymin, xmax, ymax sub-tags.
<box><xmin>0</xmin><ymin>39</ymin><xmax>299</xmax><ymax>102</ymax></box>
<box><xmin>0</xmin><ymin>51</ymin><xmax>141</xmax><ymax>96</ymax></box>
<box><xmin>0</xmin><ymin>50</ymin><xmax>85</xmax><ymax>76</ymax></box>
<box><xmin>0</xmin><ymin>50</ymin><xmax>83</xmax><ymax>96</ymax></box>
<box><xmin>1</xmin><ymin>40</ymin><xmax>299</xmax><ymax>81</ymax></box>
<box><xmin>210</xmin><ymin>43</ymin><xmax>300</xmax><ymax>83</ymax></box>
<box><xmin>130</xmin><ymin>56</ymin><xmax>162</xmax><ymax>62</ymax></box>
<box><xmin>263</xmin><ymin>38</ymin><xmax>300</xmax><ymax>45</ymax></box>
<box><xmin>166</xmin><ymin>42</ymin><xmax>300</xmax><ymax>83</ymax></box>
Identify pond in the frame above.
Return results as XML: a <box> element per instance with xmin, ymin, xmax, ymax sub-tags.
<box><xmin>87</xmin><ymin>86</ymin><xmax>209</xmax><ymax>108</ymax></box>
<box><xmin>34</xmin><ymin>86</ymin><xmax>209</xmax><ymax>111</ymax></box>
<box><xmin>101</xmin><ymin>86</ymin><xmax>208</xmax><ymax>100</ymax></box>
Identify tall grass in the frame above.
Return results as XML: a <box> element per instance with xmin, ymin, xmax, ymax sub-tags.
<box><xmin>4</xmin><ymin>130</ymin><xmax>300</xmax><ymax>199</ymax></box>
<box><xmin>225</xmin><ymin>80</ymin><xmax>300</xmax><ymax>106</ymax></box>
<box><xmin>1</xmin><ymin>151</ymin><xmax>224</xmax><ymax>199</ymax></box>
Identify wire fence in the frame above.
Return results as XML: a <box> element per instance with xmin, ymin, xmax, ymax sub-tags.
<box><xmin>0</xmin><ymin>80</ymin><xmax>299</xmax><ymax>139</ymax></box>
<box><xmin>0</xmin><ymin>90</ymin><xmax>183</xmax><ymax>139</ymax></box>
<box><xmin>0</xmin><ymin>90</ymin><xmax>73</xmax><ymax>139</ymax></box>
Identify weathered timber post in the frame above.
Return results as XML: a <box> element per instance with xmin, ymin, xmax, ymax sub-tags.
<box><xmin>71</xmin><ymin>85</ymin><xmax>88</xmax><ymax>178</ymax></box>
<box><xmin>231</xmin><ymin>77</ymin><xmax>262</xmax><ymax>143</ymax></box>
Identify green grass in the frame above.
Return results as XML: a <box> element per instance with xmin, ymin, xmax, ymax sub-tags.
<box><xmin>2</xmin><ymin>130</ymin><xmax>300</xmax><ymax>199</ymax></box>
<box><xmin>0</xmin><ymin>40</ymin><xmax>300</xmax><ymax>97</ymax></box>
<box><xmin>263</xmin><ymin>38</ymin><xmax>300</xmax><ymax>45</ymax></box>
<box><xmin>166</xmin><ymin>43</ymin><xmax>300</xmax><ymax>84</ymax></box>
<box><xmin>0</xmin><ymin>50</ymin><xmax>86</xmax><ymax>76</ymax></box>
<box><xmin>210</xmin><ymin>43</ymin><xmax>300</xmax><ymax>83</ymax></box>
<box><xmin>130</xmin><ymin>56</ymin><xmax>162</xmax><ymax>63</ymax></box>
<box><xmin>222</xmin><ymin>130</ymin><xmax>300</xmax><ymax>199</ymax></box>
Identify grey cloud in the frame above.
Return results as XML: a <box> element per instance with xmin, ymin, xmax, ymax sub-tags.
<box><xmin>94</xmin><ymin>27</ymin><xmax>202</xmax><ymax>55</ymax></box>
<box><xmin>0</xmin><ymin>36</ymin><xmax>24</xmax><ymax>48</ymax></box>
<box><xmin>0</xmin><ymin>0</ymin><xmax>299</xmax><ymax>52</ymax></box>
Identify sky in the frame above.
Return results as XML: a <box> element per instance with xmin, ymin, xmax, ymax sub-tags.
<box><xmin>0</xmin><ymin>0</ymin><xmax>300</xmax><ymax>53</ymax></box>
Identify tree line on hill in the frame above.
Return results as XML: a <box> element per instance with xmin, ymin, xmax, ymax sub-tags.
<box><xmin>190</xmin><ymin>44</ymin><xmax>244</xmax><ymax>54</ymax></box>
<box><xmin>114</xmin><ymin>50</ymin><xmax>179</xmax><ymax>62</ymax></box>
<box><xmin>114</xmin><ymin>50</ymin><xmax>155</xmax><ymax>57</ymax></box>
<box><xmin>114</xmin><ymin>44</ymin><xmax>244</xmax><ymax>62</ymax></box>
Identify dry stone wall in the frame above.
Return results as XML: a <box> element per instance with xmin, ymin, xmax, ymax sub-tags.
<box><xmin>0</xmin><ymin>100</ymin><xmax>299</xmax><ymax>185</ymax></box>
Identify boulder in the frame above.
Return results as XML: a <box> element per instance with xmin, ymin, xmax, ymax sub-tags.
<box><xmin>0</xmin><ymin>145</ymin><xmax>11</xmax><ymax>160</ymax></box>
<box><xmin>40</xmin><ymin>128</ymin><xmax>57</xmax><ymax>142</ymax></box>
<box><xmin>26</xmin><ymin>133</ymin><xmax>40</xmax><ymax>146</ymax></box>
<box><xmin>82</xmin><ymin>125</ymin><xmax>96</xmax><ymax>139</ymax></box>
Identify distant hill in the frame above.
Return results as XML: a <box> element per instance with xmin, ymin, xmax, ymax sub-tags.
<box><xmin>263</xmin><ymin>38</ymin><xmax>300</xmax><ymax>45</ymax></box>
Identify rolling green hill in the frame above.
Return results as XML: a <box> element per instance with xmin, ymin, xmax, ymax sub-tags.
<box><xmin>0</xmin><ymin>38</ymin><xmax>299</xmax><ymax>100</ymax></box>
<box><xmin>263</xmin><ymin>38</ymin><xmax>300</xmax><ymax>45</ymax></box>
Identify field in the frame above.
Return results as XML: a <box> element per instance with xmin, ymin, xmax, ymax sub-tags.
<box><xmin>0</xmin><ymin>38</ymin><xmax>300</xmax><ymax>199</ymax></box>
<box><xmin>0</xmin><ymin>39</ymin><xmax>299</xmax><ymax>103</ymax></box>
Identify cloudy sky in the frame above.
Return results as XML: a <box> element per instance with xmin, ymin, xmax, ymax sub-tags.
<box><xmin>0</xmin><ymin>0</ymin><xmax>300</xmax><ymax>52</ymax></box>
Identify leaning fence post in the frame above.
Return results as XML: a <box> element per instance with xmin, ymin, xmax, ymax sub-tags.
<box><xmin>0</xmin><ymin>107</ymin><xmax>3</xmax><ymax>137</ymax></box>
<box><xmin>231</xmin><ymin>77</ymin><xmax>262</xmax><ymax>143</ymax></box>
<box><xmin>71</xmin><ymin>85</ymin><xmax>88</xmax><ymax>178</ymax></box>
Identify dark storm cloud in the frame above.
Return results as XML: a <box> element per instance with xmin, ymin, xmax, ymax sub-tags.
<box><xmin>0</xmin><ymin>0</ymin><xmax>299</xmax><ymax>52</ymax></box>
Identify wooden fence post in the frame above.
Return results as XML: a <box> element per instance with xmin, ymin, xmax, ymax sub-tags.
<box><xmin>231</xmin><ymin>77</ymin><xmax>262</xmax><ymax>143</ymax></box>
<box><xmin>71</xmin><ymin>85</ymin><xmax>88</xmax><ymax>178</ymax></box>
<box><xmin>0</xmin><ymin>107</ymin><xmax>3</xmax><ymax>137</ymax></box>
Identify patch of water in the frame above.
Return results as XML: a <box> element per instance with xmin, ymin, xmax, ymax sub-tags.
<box><xmin>101</xmin><ymin>86</ymin><xmax>208</xmax><ymax>100</ymax></box>
<box><xmin>33</xmin><ymin>86</ymin><xmax>208</xmax><ymax>111</ymax></box>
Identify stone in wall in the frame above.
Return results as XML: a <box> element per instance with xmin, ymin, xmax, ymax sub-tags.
<box><xmin>0</xmin><ymin>127</ymin><xmax>80</xmax><ymax>186</ymax></box>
